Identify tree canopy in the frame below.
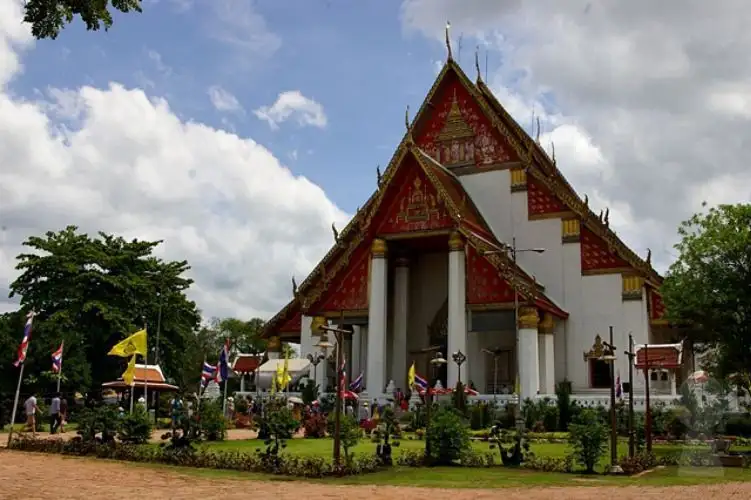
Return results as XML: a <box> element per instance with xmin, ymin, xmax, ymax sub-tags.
<box><xmin>23</xmin><ymin>0</ymin><xmax>142</xmax><ymax>40</ymax></box>
<box><xmin>4</xmin><ymin>226</ymin><xmax>201</xmax><ymax>395</ymax></box>
<box><xmin>661</xmin><ymin>203</ymin><xmax>751</xmax><ymax>391</ymax></box>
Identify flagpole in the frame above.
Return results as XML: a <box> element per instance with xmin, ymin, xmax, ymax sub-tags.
<box><xmin>143</xmin><ymin>322</ymin><xmax>148</xmax><ymax>414</ymax></box>
<box><xmin>7</xmin><ymin>363</ymin><xmax>25</xmax><ymax>446</ymax></box>
<box><xmin>56</xmin><ymin>341</ymin><xmax>63</xmax><ymax>394</ymax></box>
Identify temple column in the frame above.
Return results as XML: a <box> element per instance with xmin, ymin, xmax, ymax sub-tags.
<box><xmin>300</xmin><ymin>315</ymin><xmax>313</xmax><ymax>378</ymax></box>
<box><xmin>351</xmin><ymin>325</ymin><xmax>362</xmax><ymax>380</ymax></box>
<box><xmin>365</xmin><ymin>238</ymin><xmax>388</xmax><ymax>399</ymax></box>
<box><xmin>360</xmin><ymin>326</ymin><xmax>369</xmax><ymax>384</ymax></box>
<box><xmin>391</xmin><ymin>256</ymin><xmax>410</xmax><ymax>391</ymax></box>
<box><xmin>537</xmin><ymin>313</ymin><xmax>555</xmax><ymax>395</ymax></box>
<box><xmin>447</xmin><ymin>231</ymin><xmax>467</xmax><ymax>389</ymax></box>
<box><xmin>518</xmin><ymin>307</ymin><xmax>540</xmax><ymax>402</ymax></box>
<box><xmin>267</xmin><ymin>336</ymin><xmax>281</xmax><ymax>360</ymax></box>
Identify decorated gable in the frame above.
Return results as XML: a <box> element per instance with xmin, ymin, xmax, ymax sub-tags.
<box><xmin>278</xmin><ymin>311</ymin><xmax>302</xmax><ymax>334</ymax></box>
<box><xmin>527</xmin><ymin>175</ymin><xmax>568</xmax><ymax>219</ymax></box>
<box><xmin>314</xmin><ymin>243</ymin><xmax>370</xmax><ymax>312</ymax></box>
<box><xmin>377</xmin><ymin>158</ymin><xmax>453</xmax><ymax>234</ymax></box>
<box><xmin>580</xmin><ymin>227</ymin><xmax>631</xmax><ymax>274</ymax></box>
<box><xmin>466</xmin><ymin>246</ymin><xmax>515</xmax><ymax>304</ymax></box>
<box><xmin>648</xmin><ymin>288</ymin><xmax>667</xmax><ymax>323</ymax></box>
<box><xmin>416</xmin><ymin>70</ymin><xmax>517</xmax><ymax>170</ymax></box>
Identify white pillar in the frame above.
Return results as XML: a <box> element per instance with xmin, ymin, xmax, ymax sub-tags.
<box><xmin>447</xmin><ymin>231</ymin><xmax>467</xmax><ymax>389</ymax></box>
<box><xmin>391</xmin><ymin>256</ymin><xmax>410</xmax><ymax>391</ymax></box>
<box><xmin>538</xmin><ymin>313</ymin><xmax>555</xmax><ymax>395</ymax></box>
<box><xmin>351</xmin><ymin>325</ymin><xmax>362</xmax><ymax>379</ymax></box>
<box><xmin>517</xmin><ymin>306</ymin><xmax>540</xmax><ymax>402</ymax></box>
<box><xmin>360</xmin><ymin>326</ymin><xmax>369</xmax><ymax>383</ymax></box>
<box><xmin>300</xmin><ymin>315</ymin><xmax>313</xmax><ymax>378</ymax></box>
<box><xmin>240</xmin><ymin>375</ymin><xmax>245</xmax><ymax>393</ymax></box>
<box><xmin>670</xmin><ymin>371</ymin><xmax>677</xmax><ymax>397</ymax></box>
<box><xmin>365</xmin><ymin>239</ymin><xmax>388</xmax><ymax>399</ymax></box>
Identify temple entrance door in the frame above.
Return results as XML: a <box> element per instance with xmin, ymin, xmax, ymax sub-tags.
<box><xmin>427</xmin><ymin>298</ymin><xmax>449</xmax><ymax>387</ymax></box>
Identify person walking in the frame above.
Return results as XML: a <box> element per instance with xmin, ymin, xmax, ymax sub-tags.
<box><xmin>23</xmin><ymin>394</ymin><xmax>38</xmax><ymax>437</ymax></box>
<box><xmin>59</xmin><ymin>396</ymin><xmax>68</xmax><ymax>433</ymax></box>
<box><xmin>49</xmin><ymin>393</ymin><xmax>62</xmax><ymax>434</ymax></box>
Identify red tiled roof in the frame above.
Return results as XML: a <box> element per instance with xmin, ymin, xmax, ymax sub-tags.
<box><xmin>132</xmin><ymin>364</ymin><xmax>166</xmax><ymax>383</ymax></box>
<box><xmin>635</xmin><ymin>344</ymin><xmax>682</xmax><ymax>369</ymax></box>
<box><xmin>233</xmin><ymin>354</ymin><xmax>262</xmax><ymax>373</ymax></box>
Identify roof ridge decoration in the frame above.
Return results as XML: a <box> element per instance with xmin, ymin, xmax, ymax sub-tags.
<box><xmin>431</xmin><ymin>60</ymin><xmax>661</xmax><ymax>284</ymax></box>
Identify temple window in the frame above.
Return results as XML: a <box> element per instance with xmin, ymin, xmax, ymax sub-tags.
<box><xmin>589</xmin><ymin>359</ymin><xmax>612</xmax><ymax>389</ymax></box>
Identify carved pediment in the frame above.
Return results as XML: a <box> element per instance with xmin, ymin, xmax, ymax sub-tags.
<box><xmin>434</xmin><ymin>89</ymin><xmax>475</xmax><ymax>168</ymax></box>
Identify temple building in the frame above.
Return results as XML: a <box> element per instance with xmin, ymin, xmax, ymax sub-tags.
<box><xmin>262</xmin><ymin>43</ymin><xmax>680</xmax><ymax>405</ymax></box>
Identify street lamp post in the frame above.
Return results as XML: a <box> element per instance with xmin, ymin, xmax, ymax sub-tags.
<box><xmin>452</xmin><ymin>350</ymin><xmax>466</xmax><ymax>386</ymax></box>
<box><xmin>600</xmin><ymin>326</ymin><xmax>622</xmax><ymax>474</ymax></box>
<box><xmin>623</xmin><ymin>335</ymin><xmax>636</xmax><ymax>458</ymax></box>
<box><xmin>425</xmin><ymin>351</ymin><xmax>447</xmax><ymax>461</ymax></box>
<box><xmin>483</xmin><ymin>238</ymin><xmax>545</xmax><ymax>431</ymax></box>
<box><xmin>306</xmin><ymin>352</ymin><xmax>325</xmax><ymax>386</ymax></box>
<box><xmin>313</xmin><ymin>313</ymin><xmax>350</xmax><ymax>466</ymax></box>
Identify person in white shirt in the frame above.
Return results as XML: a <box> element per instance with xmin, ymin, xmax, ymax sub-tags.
<box><xmin>23</xmin><ymin>394</ymin><xmax>38</xmax><ymax>437</ymax></box>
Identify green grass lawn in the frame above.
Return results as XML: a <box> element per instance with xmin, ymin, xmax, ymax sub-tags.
<box><xmin>127</xmin><ymin>459</ymin><xmax>751</xmax><ymax>489</ymax></box>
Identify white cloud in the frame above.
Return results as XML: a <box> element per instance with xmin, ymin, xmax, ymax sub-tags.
<box><xmin>0</xmin><ymin>0</ymin><xmax>348</xmax><ymax>319</ymax></box>
<box><xmin>207</xmin><ymin>85</ymin><xmax>244</xmax><ymax>114</ymax></box>
<box><xmin>400</xmin><ymin>0</ymin><xmax>751</xmax><ymax>272</ymax></box>
<box><xmin>254</xmin><ymin>91</ymin><xmax>328</xmax><ymax>130</ymax></box>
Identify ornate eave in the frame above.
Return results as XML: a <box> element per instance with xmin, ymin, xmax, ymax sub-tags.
<box><xmin>472</xmin><ymin>79</ymin><xmax>662</xmax><ymax>286</ymax></box>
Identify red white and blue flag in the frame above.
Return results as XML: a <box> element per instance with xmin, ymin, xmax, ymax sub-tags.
<box><xmin>615</xmin><ymin>371</ymin><xmax>623</xmax><ymax>399</ymax></box>
<box><xmin>349</xmin><ymin>372</ymin><xmax>363</xmax><ymax>392</ymax></box>
<box><xmin>215</xmin><ymin>338</ymin><xmax>230</xmax><ymax>383</ymax></box>
<box><xmin>51</xmin><ymin>342</ymin><xmax>64</xmax><ymax>373</ymax></box>
<box><xmin>414</xmin><ymin>373</ymin><xmax>429</xmax><ymax>391</ymax></box>
<box><xmin>201</xmin><ymin>362</ymin><xmax>217</xmax><ymax>387</ymax></box>
<box><xmin>339</xmin><ymin>355</ymin><xmax>347</xmax><ymax>392</ymax></box>
<box><xmin>13</xmin><ymin>311</ymin><xmax>35</xmax><ymax>367</ymax></box>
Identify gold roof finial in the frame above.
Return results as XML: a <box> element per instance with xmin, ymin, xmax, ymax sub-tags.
<box><xmin>535</xmin><ymin>116</ymin><xmax>541</xmax><ymax>144</ymax></box>
<box><xmin>331</xmin><ymin>222</ymin><xmax>339</xmax><ymax>242</ymax></box>
<box><xmin>646</xmin><ymin>248</ymin><xmax>652</xmax><ymax>265</ymax></box>
<box><xmin>474</xmin><ymin>46</ymin><xmax>482</xmax><ymax>82</ymax></box>
<box><xmin>292</xmin><ymin>276</ymin><xmax>298</xmax><ymax>298</ymax></box>
<box><xmin>604</xmin><ymin>208</ymin><xmax>610</xmax><ymax>226</ymax></box>
<box><xmin>445</xmin><ymin>22</ymin><xmax>453</xmax><ymax>61</ymax></box>
<box><xmin>376</xmin><ymin>165</ymin><xmax>382</xmax><ymax>187</ymax></box>
<box><xmin>405</xmin><ymin>105</ymin><xmax>414</xmax><ymax>144</ymax></box>
<box><xmin>551</xmin><ymin>141</ymin><xmax>556</xmax><ymax>165</ymax></box>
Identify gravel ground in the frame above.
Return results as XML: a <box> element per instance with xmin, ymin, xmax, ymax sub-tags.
<box><xmin>2</xmin><ymin>451</ymin><xmax>751</xmax><ymax>500</ymax></box>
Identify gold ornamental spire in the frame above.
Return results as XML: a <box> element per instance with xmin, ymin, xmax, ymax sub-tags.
<box><xmin>475</xmin><ymin>46</ymin><xmax>482</xmax><ymax>83</ymax></box>
<box><xmin>436</xmin><ymin>89</ymin><xmax>474</xmax><ymax>142</ymax></box>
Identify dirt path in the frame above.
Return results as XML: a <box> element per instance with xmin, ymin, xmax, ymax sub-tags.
<box><xmin>2</xmin><ymin>451</ymin><xmax>751</xmax><ymax>499</ymax></box>
<box><xmin>1</xmin><ymin>427</ymin><xmax>259</xmax><ymax>445</ymax></box>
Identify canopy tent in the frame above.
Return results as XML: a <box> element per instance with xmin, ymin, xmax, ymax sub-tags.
<box><xmin>255</xmin><ymin>358</ymin><xmax>312</xmax><ymax>390</ymax></box>
<box><xmin>101</xmin><ymin>363</ymin><xmax>179</xmax><ymax>392</ymax></box>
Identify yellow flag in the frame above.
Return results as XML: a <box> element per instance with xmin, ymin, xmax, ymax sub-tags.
<box><xmin>408</xmin><ymin>362</ymin><xmax>416</xmax><ymax>389</ymax></box>
<box><xmin>276</xmin><ymin>359</ymin><xmax>285</xmax><ymax>388</ymax></box>
<box><xmin>281</xmin><ymin>351</ymin><xmax>291</xmax><ymax>389</ymax></box>
<box><xmin>122</xmin><ymin>355</ymin><xmax>137</xmax><ymax>386</ymax></box>
<box><xmin>109</xmin><ymin>329</ymin><xmax>147</xmax><ymax>358</ymax></box>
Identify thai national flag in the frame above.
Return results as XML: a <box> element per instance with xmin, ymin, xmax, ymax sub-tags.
<box><xmin>414</xmin><ymin>373</ymin><xmax>429</xmax><ymax>391</ymax></box>
<box><xmin>13</xmin><ymin>312</ymin><xmax>35</xmax><ymax>367</ymax></box>
<box><xmin>339</xmin><ymin>355</ymin><xmax>347</xmax><ymax>392</ymax></box>
<box><xmin>349</xmin><ymin>372</ymin><xmax>363</xmax><ymax>392</ymax></box>
<box><xmin>215</xmin><ymin>338</ymin><xmax>230</xmax><ymax>383</ymax></box>
<box><xmin>615</xmin><ymin>371</ymin><xmax>622</xmax><ymax>399</ymax></box>
<box><xmin>201</xmin><ymin>362</ymin><xmax>217</xmax><ymax>387</ymax></box>
<box><xmin>51</xmin><ymin>342</ymin><xmax>64</xmax><ymax>373</ymax></box>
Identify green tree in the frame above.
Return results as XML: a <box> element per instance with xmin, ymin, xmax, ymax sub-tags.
<box><xmin>8</xmin><ymin>226</ymin><xmax>201</xmax><ymax>395</ymax></box>
<box><xmin>661</xmin><ymin>204</ymin><xmax>751</xmax><ymax>395</ymax></box>
<box><xmin>568</xmin><ymin>408</ymin><xmax>608</xmax><ymax>473</ymax></box>
<box><xmin>23</xmin><ymin>0</ymin><xmax>142</xmax><ymax>40</ymax></box>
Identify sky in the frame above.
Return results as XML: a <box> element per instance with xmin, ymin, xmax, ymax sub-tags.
<box><xmin>0</xmin><ymin>0</ymin><xmax>750</xmax><ymax>322</ymax></box>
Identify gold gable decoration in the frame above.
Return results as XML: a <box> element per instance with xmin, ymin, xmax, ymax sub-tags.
<box><xmin>434</xmin><ymin>89</ymin><xmax>475</xmax><ymax>168</ymax></box>
<box><xmin>561</xmin><ymin>218</ymin><xmax>581</xmax><ymax>243</ymax></box>
<box><xmin>583</xmin><ymin>335</ymin><xmax>604</xmax><ymax>361</ymax></box>
<box><xmin>510</xmin><ymin>168</ymin><xmax>527</xmax><ymax>192</ymax></box>
<box><xmin>622</xmin><ymin>274</ymin><xmax>644</xmax><ymax>301</ymax></box>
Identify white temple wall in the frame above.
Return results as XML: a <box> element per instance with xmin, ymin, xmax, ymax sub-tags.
<box><xmin>406</xmin><ymin>251</ymin><xmax>448</xmax><ymax>376</ymax></box>
<box><xmin>469</xmin><ymin>329</ymin><xmax>516</xmax><ymax>394</ymax></box>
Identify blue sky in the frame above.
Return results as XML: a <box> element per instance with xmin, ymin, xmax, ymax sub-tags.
<box><xmin>11</xmin><ymin>0</ymin><xmax>452</xmax><ymax>214</ymax></box>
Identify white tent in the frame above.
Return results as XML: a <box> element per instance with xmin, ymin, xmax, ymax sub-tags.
<box><xmin>255</xmin><ymin>358</ymin><xmax>312</xmax><ymax>389</ymax></box>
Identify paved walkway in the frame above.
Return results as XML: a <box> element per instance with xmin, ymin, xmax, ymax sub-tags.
<box><xmin>1</xmin><ymin>451</ymin><xmax>750</xmax><ymax>499</ymax></box>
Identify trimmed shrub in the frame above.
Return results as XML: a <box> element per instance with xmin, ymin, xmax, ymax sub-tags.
<box><xmin>426</xmin><ymin>407</ymin><xmax>471</xmax><ymax>466</ymax></box>
<box><xmin>118</xmin><ymin>405</ymin><xmax>152</xmax><ymax>444</ymax></box>
<box><xmin>568</xmin><ymin>408</ymin><xmax>608</xmax><ymax>473</ymax></box>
